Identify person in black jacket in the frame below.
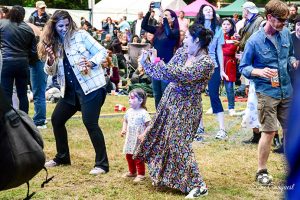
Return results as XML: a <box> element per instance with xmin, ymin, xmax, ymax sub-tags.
<box><xmin>28</xmin><ymin>1</ymin><xmax>50</xmax><ymax>30</ymax></box>
<box><xmin>0</xmin><ymin>5</ymin><xmax>37</xmax><ymax>114</ymax></box>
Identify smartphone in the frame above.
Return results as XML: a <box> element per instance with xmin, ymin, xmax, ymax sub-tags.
<box><xmin>151</xmin><ymin>1</ymin><xmax>161</xmax><ymax>9</ymax></box>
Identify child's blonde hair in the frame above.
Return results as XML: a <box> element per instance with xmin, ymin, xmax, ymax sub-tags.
<box><xmin>129</xmin><ymin>88</ymin><xmax>147</xmax><ymax>110</ymax></box>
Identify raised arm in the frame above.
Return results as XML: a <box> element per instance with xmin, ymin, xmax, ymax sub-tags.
<box><xmin>141</xmin><ymin>49</ymin><xmax>214</xmax><ymax>83</ymax></box>
<box><xmin>141</xmin><ymin>12</ymin><xmax>156</xmax><ymax>34</ymax></box>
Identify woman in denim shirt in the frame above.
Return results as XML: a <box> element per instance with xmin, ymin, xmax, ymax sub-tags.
<box><xmin>39</xmin><ymin>10</ymin><xmax>109</xmax><ymax>175</ymax></box>
<box><xmin>194</xmin><ymin>5</ymin><xmax>229</xmax><ymax>140</ymax></box>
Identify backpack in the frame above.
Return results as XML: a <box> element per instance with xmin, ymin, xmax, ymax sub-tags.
<box><xmin>0</xmin><ymin>85</ymin><xmax>53</xmax><ymax>199</ymax></box>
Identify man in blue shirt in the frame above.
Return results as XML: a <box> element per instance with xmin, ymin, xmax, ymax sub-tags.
<box><xmin>239</xmin><ymin>0</ymin><xmax>298</xmax><ymax>186</ymax></box>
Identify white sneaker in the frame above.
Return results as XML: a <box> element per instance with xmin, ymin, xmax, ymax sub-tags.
<box><xmin>215</xmin><ymin>129</ymin><xmax>228</xmax><ymax>140</ymax></box>
<box><xmin>205</xmin><ymin>108</ymin><xmax>213</xmax><ymax>114</ymax></box>
<box><xmin>229</xmin><ymin>109</ymin><xmax>236</xmax><ymax>116</ymax></box>
<box><xmin>89</xmin><ymin>167</ymin><xmax>107</xmax><ymax>175</ymax></box>
<box><xmin>37</xmin><ymin>124</ymin><xmax>47</xmax><ymax>129</ymax></box>
<box><xmin>45</xmin><ymin>160</ymin><xmax>58</xmax><ymax>168</ymax></box>
<box><xmin>185</xmin><ymin>184</ymin><xmax>208</xmax><ymax>199</ymax></box>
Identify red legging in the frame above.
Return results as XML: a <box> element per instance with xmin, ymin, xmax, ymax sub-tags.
<box><xmin>126</xmin><ymin>154</ymin><xmax>145</xmax><ymax>175</ymax></box>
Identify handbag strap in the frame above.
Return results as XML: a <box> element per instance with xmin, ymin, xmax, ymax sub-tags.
<box><xmin>0</xmin><ymin>85</ymin><xmax>12</xmax><ymax>117</ymax></box>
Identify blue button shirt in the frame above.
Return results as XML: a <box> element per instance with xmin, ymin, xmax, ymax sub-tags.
<box><xmin>239</xmin><ymin>27</ymin><xmax>296</xmax><ymax>99</ymax></box>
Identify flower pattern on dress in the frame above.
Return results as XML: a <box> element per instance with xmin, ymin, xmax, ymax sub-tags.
<box><xmin>123</xmin><ymin>108</ymin><xmax>151</xmax><ymax>154</ymax></box>
<box><xmin>241</xmin><ymin>81</ymin><xmax>261</xmax><ymax>128</ymax></box>
<box><xmin>134</xmin><ymin>47</ymin><xmax>214</xmax><ymax>193</ymax></box>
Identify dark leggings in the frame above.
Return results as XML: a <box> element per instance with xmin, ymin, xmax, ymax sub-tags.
<box><xmin>51</xmin><ymin>88</ymin><xmax>109</xmax><ymax>171</ymax></box>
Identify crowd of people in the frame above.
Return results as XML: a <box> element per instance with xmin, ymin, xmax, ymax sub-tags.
<box><xmin>0</xmin><ymin>0</ymin><xmax>300</xmax><ymax>198</ymax></box>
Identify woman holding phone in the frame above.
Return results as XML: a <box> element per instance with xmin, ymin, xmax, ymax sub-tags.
<box><xmin>38</xmin><ymin>10</ymin><xmax>109</xmax><ymax>175</ymax></box>
<box><xmin>141</xmin><ymin>2</ymin><xmax>180</xmax><ymax>109</ymax></box>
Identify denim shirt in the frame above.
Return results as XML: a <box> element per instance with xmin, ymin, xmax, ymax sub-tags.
<box><xmin>239</xmin><ymin>27</ymin><xmax>296</xmax><ymax>99</ymax></box>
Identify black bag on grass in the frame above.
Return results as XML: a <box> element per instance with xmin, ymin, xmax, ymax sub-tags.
<box><xmin>0</xmin><ymin>85</ymin><xmax>52</xmax><ymax>199</ymax></box>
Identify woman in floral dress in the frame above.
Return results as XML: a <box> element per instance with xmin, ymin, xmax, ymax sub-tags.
<box><xmin>135</xmin><ymin>23</ymin><xmax>215</xmax><ymax>198</ymax></box>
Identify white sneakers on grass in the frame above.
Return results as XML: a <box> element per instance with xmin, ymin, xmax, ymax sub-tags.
<box><xmin>215</xmin><ymin>129</ymin><xmax>228</xmax><ymax>140</ymax></box>
<box><xmin>185</xmin><ymin>182</ymin><xmax>208</xmax><ymax>199</ymax></box>
<box><xmin>89</xmin><ymin>167</ymin><xmax>107</xmax><ymax>175</ymax></box>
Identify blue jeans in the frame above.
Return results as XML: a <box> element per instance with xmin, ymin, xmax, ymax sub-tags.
<box><xmin>152</xmin><ymin>79</ymin><xmax>169</xmax><ymax>109</ymax></box>
<box><xmin>1</xmin><ymin>59</ymin><xmax>29</xmax><ymax>113</ymax></box>
<box><xmin>224</xmin><ymin>80</ymin><xmax>235</xmax><ymax>109</ymax></box>
<box><xmin>208</xmin><ymin>66</ymin><xmax>224</xmax><ymax>113</ymax></box>
<box><xmin>30</xmin><ymin>60</ymin><xmax>48</xmax><ymax>126</ymax></box>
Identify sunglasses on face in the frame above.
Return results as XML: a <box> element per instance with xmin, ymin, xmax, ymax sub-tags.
<box><xmin>271</xmin><ymin>15</ymin><xmax>288</xmax><ymax>23</ymax></box>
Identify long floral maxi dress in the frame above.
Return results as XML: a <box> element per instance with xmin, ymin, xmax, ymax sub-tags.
<box><xmin>134</xmin><ymin>47</ymin><xmax>214</xmax><ymax>193</ymax></box>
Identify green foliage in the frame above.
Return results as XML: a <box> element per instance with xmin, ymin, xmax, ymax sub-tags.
<box><xmin>2</xmin><ymin>0</ymin><xmax>273</xmax><ymax>9</ymax></box>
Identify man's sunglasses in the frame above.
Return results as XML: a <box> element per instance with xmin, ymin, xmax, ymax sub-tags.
<box><xmin>271</xmin><ymin>15</ymin><xmax>288</xmax><ymax>22</ymax></box>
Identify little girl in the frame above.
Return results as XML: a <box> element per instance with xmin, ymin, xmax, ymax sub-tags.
<box><xmin>222</xmin><ymin>18</ymin><xmax>238</xmax><ymax>116</ymax></box>
<box><xmin>121</xmin><ymin>88</ymin><xmax>151</xmax><ymax>182</ymax></box>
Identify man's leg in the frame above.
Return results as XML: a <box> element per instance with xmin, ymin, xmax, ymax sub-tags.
<box><xmin>258</xmin><ymin>131</ymin><xmax>276</xmax><ymax>171</ymax></box>
<box><xmin>30</xmin><ymin>60</ymin><xmax>48</xmax><ymax>127</ymax></box>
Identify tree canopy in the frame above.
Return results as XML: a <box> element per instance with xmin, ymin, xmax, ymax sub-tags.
<box><xmin>1</xmin><ymin>0</ymin><xmax>273</xmax><ymax>10</ymax></box>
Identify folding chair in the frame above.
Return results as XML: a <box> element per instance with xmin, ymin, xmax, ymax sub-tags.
<box><xmin>126</xmin><ymin>43</ymin><xmax>151</xmax><ymax>78</ymax></box>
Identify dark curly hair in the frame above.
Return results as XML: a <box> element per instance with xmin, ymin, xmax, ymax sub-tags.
<box><xmin>188</xmin><ymin>23</ymin><xmax>213</xmax><ymax>51</ymax></box>
<box><xmin>221</xmin><ymin>17</ymin><xmax>236</xmax><ymax>37</ymax></box>
<box><xmin>195</xmin><ymin>4</ymin><xmax>219</xmax><ymax>34</ymax></box>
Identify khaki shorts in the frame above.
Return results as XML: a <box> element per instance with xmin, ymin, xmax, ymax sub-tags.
<box><xmin>256</xmin><ymin>93</ymin><xmax>291</xmax><ymax>132</ymax></box>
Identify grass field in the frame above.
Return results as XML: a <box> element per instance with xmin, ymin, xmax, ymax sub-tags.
<box><xmin>0</xmin><ymin>95</ymin><xmax>286</xmax><ymax>200</ymax></box>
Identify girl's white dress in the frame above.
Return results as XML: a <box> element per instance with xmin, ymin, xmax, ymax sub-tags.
<box><xmin>241</xmin><ymin>81</ymin><xmax>261</xmax><ymax>129</ymax></box>
<box><xmin>123</xmin><ymin>108</ymin><xmax>151</xmax><ymax>154</ymax></box>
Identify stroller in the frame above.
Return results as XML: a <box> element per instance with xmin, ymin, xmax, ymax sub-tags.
<box><xmin>125</xmin><ymin>43</ymin><xmax>151</xmax><ymax>78</ymax></box>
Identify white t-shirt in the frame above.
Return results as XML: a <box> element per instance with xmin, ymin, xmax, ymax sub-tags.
<box><xmin>135</xmin><ymin>18</ymin><xmax>143</xmax><ymax>36</ymax></box>
<box><xmin>123</xmin><ymin>108</ymin><xmax>151</xmax><ymax>154</ymax></box>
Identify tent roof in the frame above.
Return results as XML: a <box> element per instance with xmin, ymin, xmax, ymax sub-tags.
<box><xmin>216</xmin><ymin>0</ymin><xmax>247</xmax><ymax>16</ymax></box>
<box><xmin>177</xmin><ymin>0</ymin><xmax>217</xmax><ymax>17</ymax></box>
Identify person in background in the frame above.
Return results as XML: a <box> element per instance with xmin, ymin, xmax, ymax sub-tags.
<box><xmin>131</xmin><ymin>11</ymin><xmax>144</xmax><ymax>37</ymax></box>
<box><xmin>232</xmin><ymin>13</ymin><xmax>239</xmax><ymax>24</ymax></box>
<box><xmin>28</xmin><ymin>1</ymin><xmax>50</xmax><ymax>129</ymax></box>
<box><xmin>120</xmin><ymin>88</ymin><xmax>151</xmax><ymax>182</ymax></box>
<box><xmin>178</xmin><ymin>10</ymin><xmax>190</xmax><ymax>32</ymax></box>
<box><xmin>102</xmin><ymin>56</ymin><xmax>120</xmax><ymax>92</ymax></box>
<box><xmin>141</xmin><ymin>3</ymin><xmax>180</xmax><ymax>109</ymax></box>
<box><xmin>102</xmin><ymin>17</ymin><xmax>116</xmax><ymax>40</ymax></box>
<box><xmin>290</xmin><ymin>15</ymin><xmax>300</xmax><ymax>85</ymax></box>
<box><xmin>237</xmin><ymin>1</ymin><xmax>265</xmax><ymax>144</ymax></box>
<box><xmin>194</xmin><ymin>4</ymin><xmax>229</xmax><ymax>140</ymax></box>
<box><xmin>221</xmin><ymin>18</ymin><xmax>238</xmax><ymax>116</ymax></box>
<box><xmin>131</xmin><ymin>35</ymin><xmax>141</xmax><ymax>43</ymax></box>
<box><xmin>0</xmin><ymin>5</ymin><xmax>37</xmax><ymax>114</ymax></box>
<box><xmin>0</xmin><ymin>6</ymin><xmax>8</xmax><ymax>73</ymax></box>
<box><xmin>101</xmin><ymin>33</ymin><xmax>112</xmax><ymax>49</ymax></box>
<box><xmin>239</xmin><ymin>0</ymin><xmax>297</xmax><ymax>185</ymax></box>
<box><xmin>288</xmin><ymin>4</ymin><xmax>299</xmax><ymax>32</ymax></box>
<box><xmin>148</xmin><ymin>10</ymin><xmax>158</xmax><ymax>26</ymax></box>
<box><xmin>39</xmin><ymin>10</ymin><xmax>109</xmax><ymax>175</ymax></box>
<box><xmin>28</xmin><ymin>1</ymin><xmax>50</xmax><ymax>30</ymax></box>
<box><xmin>179</xmin><ymin>30</ymin><xmax>185</xmax><ymax>47</ymax></box>
<box><xmin>116</xmin><ymin>16</ymin><xmax>130</xmax><ymax>33</ymax></box>
<box><xmin>0</xmin><ymin>6</ymin><xmax>8</xmax><ymax>19</ymax></box>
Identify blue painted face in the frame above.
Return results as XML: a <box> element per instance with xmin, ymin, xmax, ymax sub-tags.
<box><xmin>55</xmin><ymin>18</ymin><xmax>69</xmax><ymax>39</ymax></box>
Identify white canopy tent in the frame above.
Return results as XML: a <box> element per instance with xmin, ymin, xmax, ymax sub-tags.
<box><xmin>92</xmin><ymin>0</ymin><xmax>187</xmax><ymax>29</ymax></box>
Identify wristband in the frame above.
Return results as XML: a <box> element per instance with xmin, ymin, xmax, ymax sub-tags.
<box><xmin>153</xmin><ymin>57</ymin><xmax>161</xmax><ymax>64</ymax></box>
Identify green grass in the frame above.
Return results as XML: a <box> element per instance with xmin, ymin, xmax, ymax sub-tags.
<box><xmin>1</xmin><ymin>95</ymin><xmax>286</xmax><ymax>200</ymax></box>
